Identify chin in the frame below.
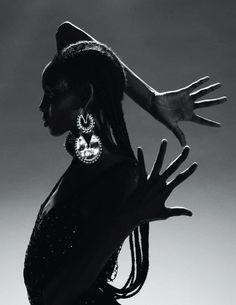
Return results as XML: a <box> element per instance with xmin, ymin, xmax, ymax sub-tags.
<box><xmin>48</xmin><ymin>126</ymin><xmax>66</xmax><ymax>137</ymax></box>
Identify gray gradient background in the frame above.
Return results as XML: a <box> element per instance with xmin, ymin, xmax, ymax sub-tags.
<box><xmin>0</xmin><ymin>1</ymin><xmax>235</xmax><ymax>304</ymax></box>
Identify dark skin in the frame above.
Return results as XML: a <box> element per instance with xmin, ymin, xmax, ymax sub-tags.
<box><xmin>58</xmin><ymin>22</ymin><xmax>227</xmax><ymax>146</ymax></box>
<box><xmin>37</xmin><ymin>22</ymin><xmax>227</xmax><ymax>305</ymax></box>
<box><xmin>40</xmin><ymin>78</ymin><xmax>197</xmax><ymax>305</ymax></box>
<box><xmin>132</xmin><ymin>140</ymin><xmax>197</xmax><ymax>221</ymax></box>
<box><xmin>40</xmin><ymin>80</ymin><xmax>127</xmax><ymax>216</ymax></box>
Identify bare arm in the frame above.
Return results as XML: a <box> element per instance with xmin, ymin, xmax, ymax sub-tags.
<box><xmin>56</xmin><ymin>21</ymin><xmax>155</xmax><ymax>114</ymax></box>
<box><xmin>56</xmin><ymin>22</ymin><xmax>226</xmax><ymax>146</ymax></box>
<box><xmin>43</xmin><ymin>141</ymin><xmax>197</xmax><ymax>305</ymax></box>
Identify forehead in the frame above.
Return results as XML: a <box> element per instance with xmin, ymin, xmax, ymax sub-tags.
<box><xmin>43</xmin><ymin>79</ymin><xmax>70</xmax><ymax>93</ymax></box>
<box><xmin>42</xmin><ymin>65</ymin><xmax>70</xmax><ymax>92</ymax></box>
<box><xmin>42</xmin><ymin>62</ymin><xmax>66</xmax><ymax>87</ymax></box>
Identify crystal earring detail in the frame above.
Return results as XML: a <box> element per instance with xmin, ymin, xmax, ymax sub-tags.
<box><xmin>65</xmin><ymin>111</ymin><xmax>102</xmax><ymax>164</ymax></box>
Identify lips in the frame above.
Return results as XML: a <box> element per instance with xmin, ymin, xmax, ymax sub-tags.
<box><xmin>43</xmin><ymin>116</ymin><xmax>50</xmax><ymax>127</ymax></box>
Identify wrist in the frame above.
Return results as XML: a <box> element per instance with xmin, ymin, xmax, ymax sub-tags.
<box><xmin>149</xmin><ymin>91</ymin><xmax>164</xmax><ymax>121</ymax></box>
<box><xmin>149</xmin><ymin>89</ymin><xmax>159</xmax><ymax>113</ymax></box>
<box><xmin>113</xmin><ymin>213</ymin><xmax>140</xmax><ymax>233</ymax></box>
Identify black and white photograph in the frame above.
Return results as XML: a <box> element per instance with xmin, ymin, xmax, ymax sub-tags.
<box><xmin>0</xmin><ymin>1</ymin><xmax>234</xmax><ymax>305</ymax></box>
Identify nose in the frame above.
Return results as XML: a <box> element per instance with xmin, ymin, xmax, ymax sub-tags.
<box><xmin>39</xmin><ymin>94</ymin><xmax>49</xmax><ymax>112</ymax></box>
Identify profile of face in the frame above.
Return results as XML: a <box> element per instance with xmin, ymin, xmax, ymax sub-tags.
<box><xmin>39</xmin><ymin>77</ymin><xmax>83</xmax><ymax>136</ymax></box>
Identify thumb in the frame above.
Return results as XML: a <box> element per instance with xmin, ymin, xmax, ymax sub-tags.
<box><xmin>164</xmin><ymin>120</ymin><xmax>186</xmax><ymax>147</ymax></box>
<box><xmin>173</xmin><ymin>125</ymin><xmax>186</xmax><ymax>147</ymax></box>
<box><xmin>165</xmin><ymin>207</ymin><xmax>193</xmax><ymax>218</ymax></box>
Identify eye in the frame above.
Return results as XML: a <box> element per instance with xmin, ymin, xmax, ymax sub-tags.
<box><xmin>48</xmin><ymin>92</ymin><xmax>55</xmax><ymax>99</ymax></box>
<box><xmin>45</xmin><ymin>90</ymin><xmax>56</xmax><ymax>99</ymax></box>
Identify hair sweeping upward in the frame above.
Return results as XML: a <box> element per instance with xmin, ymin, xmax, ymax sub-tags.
<box><xmin>42</xmin><ymin>41</ymin><xmax>150</xmax><ymax>299</ymax></box>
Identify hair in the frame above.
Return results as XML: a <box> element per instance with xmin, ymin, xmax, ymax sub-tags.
<box><xmin>42</xmin><ymin>41</ymin><xmax>132</xmax><ymax>157</ymax></box>
<box><xmin>42</xmin><ymin>41</ymin><xmax>150</xmax><ymax>299</ymax></box>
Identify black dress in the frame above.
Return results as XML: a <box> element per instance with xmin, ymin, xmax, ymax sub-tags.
<box><xmin>24</xmin><ymin>155</ymin><xmax>138</xmax><ymax>305</ymax></box>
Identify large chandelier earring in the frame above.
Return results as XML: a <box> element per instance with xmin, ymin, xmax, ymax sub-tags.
<box><xmin>65</xmin><ymin>110</ymin><xmax>102</xmax><ymax>164</ymax></box>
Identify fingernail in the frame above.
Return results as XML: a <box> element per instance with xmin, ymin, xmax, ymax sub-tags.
<box><xmin>185</xmin><ymin>210</ymin><xmax>193</xmax><ymax>216</ymax></box>
<box><xmin>183</xmin><ymin>146</ymin><xmax>190</xmax><ymax>154</ymax></box>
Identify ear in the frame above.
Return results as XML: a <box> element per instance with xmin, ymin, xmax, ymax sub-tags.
<box><xmin>72</xmin><ymin>82</ymin><xmax>94</xmax><ymax>110</ymax></box>
<box><xmin>79</xmin><ymin>82</ymin><xmax>94</xmax><ymax>109</ymax></box>
<box><xmin>84</xmin><ymin>83</ymin><xmax>94</xmax><ymax>110</ymax></box>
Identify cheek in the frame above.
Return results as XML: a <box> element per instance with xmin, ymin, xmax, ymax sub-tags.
<box><xmin>49</xmin><ymin>93</ymin><xmax>81</xmax><ymax>127</ymax></box>
<box><xmin>59</xmin><ymin>94</ymin><xmax>79</xmax><ymax>112</ymax></box>
<box><xmin>51</xmin><ymin>103</ymin><xmax>75</xmax><ymax>130</ymax></box>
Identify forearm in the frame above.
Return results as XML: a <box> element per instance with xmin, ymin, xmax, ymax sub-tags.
<box><xmin>63</xmin><ymin>24</ymin><xmax>157</xmax><ymax>115</ymax></box>
<box><xmin>43</xmin><ymin>214</ymin><xmax>138</xmax><ymax>305</ymax></box>
<box><xmin>123</xmin><ymin>64</ymin><xmax>157</xmax><ymax>114</ymax></box>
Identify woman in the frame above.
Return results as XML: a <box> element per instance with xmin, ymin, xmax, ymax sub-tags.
<box><xmin>24</xmin><ymin>22</ymin><xmax>225</xmax><ymax>305</ymax></box>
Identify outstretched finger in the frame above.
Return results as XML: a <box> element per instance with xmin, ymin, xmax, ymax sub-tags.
<box><xmin>168</xmin><ymin>162</ymin><xmax>198</xmax><ymax>190</ymax></box>
<box><xmin>162</xmin><ymin>146</ymin><xmax>190</xmax><ymax>180</ymax></box>
<box><xmin>194</xmin><ymin>96</ymin><xmax>227</xmax><ymax>109</ymax></box>
<box><xmin>191</xmin><ymin>114</ymin><xmax>221</xmax><ymax>127</ymax></box>
<box><xmin>171</xmin><ymin>124</ymin><xmax>186</xmax><ymax>147</ymax></box>
<box><xmin>137</xmin><ymin>147</ymin><xmax>147</xmax><ymax>182</ymax></box>
<box><xmin>185</xmin><ymin>76</ymin><xmax>210</xmax><ymax>93</ymax></box>
<box><xmin>165</xmin><ymin>207</ymin><xmax>193</xmax><ymax>218</ymax></box>
<box><xmin>163</xmin><ymin>120</ymin><xmax>186</xmax><ymax>146</ymax></box>
<box><xmin>149</xmin><ymin>139</ymin><xmax>167</xmax><ymax>179</ymax></box>
<box><xmin>190</xmin><ymin>83</ymin><xmax>221</xmax><ymax>101</ymax></box>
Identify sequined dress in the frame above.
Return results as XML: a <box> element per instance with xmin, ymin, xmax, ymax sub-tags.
<box><xmin>24</xmin><ymin>156</ymin><xmax>138</xmax><ymax>305</ymax></box>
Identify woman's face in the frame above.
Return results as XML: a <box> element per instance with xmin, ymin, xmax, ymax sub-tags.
<box><xmin>39</xmin><ymin>78</ymin><xmax>81</xmax><ymax>136</ymax></box>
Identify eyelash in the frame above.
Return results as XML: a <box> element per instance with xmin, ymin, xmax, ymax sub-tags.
<box><xmin>46</xmin><ymin>91</ymin><xmax>56</xmax><ymax>99</ymax></box>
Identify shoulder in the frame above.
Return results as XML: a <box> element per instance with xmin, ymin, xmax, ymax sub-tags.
<box><xmin>96</xmin><ymin>157</ymin><xmax>138</xmax><ymax>217</ymax></box>
<box><xmin>83</xmin><ymin>156</ymin><xmax>139</xmax><ymax>218</ymax></box>
<box><xmin>102</xmin><ymin>153</ymin><xmax>139</xmax><ymax>187</ymax></box>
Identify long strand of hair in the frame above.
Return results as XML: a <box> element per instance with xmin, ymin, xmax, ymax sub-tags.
<box><xmin>58</xmin><ymin>41</ymin><xmax>151</xmax><ymax>300</ymax></box>
<box><xmin>97</xmin><ymin>64</ymin><xmax>150</xmax><ymax>299</ymax></box>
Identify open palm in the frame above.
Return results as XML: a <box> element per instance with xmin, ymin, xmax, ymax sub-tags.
<box><xmin>132</xmin><ymin>140</ymin><xmax>197</xmax><ymax>224</ymax></box>
<box><xmin>152</xmin><ymin>76</ymin><xmax>227</xmax><ymax>146</ymax></box>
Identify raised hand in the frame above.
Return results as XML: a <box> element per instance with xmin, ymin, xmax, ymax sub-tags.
<box><xmin>151</xmin><ymin>77</ymin><xmax>227</xmax><ymax>146</ymax></box>
<box><xmin>133</xmin><ymin>140</ymin><xmax>197</xmax><ymax>223</ymax></box>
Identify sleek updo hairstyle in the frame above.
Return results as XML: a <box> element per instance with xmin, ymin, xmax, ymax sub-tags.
<box><xmin>42</xmin><ymin>41</ymin><xmax>135</xmax><ymax>159</ymax></box>
<box><xmin>43</xmin><ymin>40</ymin><xmax>149</xmax><ymax>300</ymax></box>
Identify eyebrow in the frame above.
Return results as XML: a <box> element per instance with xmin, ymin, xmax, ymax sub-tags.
<box><xmin>43</xmin><ymin>81</ymin><xmax>71</xmax><ymax>96</ymax></box>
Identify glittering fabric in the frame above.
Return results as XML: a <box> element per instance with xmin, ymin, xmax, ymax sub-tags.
<box><xmin>24</xmin><ymin>156</ymin><xmax>137</xmax><ymax>305</ymax></box>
